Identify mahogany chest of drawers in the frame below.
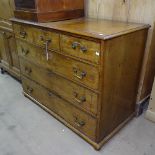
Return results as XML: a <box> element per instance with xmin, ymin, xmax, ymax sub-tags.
<box><xmin>14</xmin><ymin>0</ymin><xmax>84</xmax><ymax>22</ymax></box>
<box><xmin>11</xmin><ymin>18</ymin><xmax>149</xmax><ymax>150</ymax></box>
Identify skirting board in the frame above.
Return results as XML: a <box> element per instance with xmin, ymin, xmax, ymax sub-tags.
<box><xmin>145</xmin><ymin>110</ymin><xmax>155</xmax><ymax>123</ymax></box>
<box><xmin>23</xmin><ymin>91</ymin><xmax>135</xmax><ymax>150</ymax></box>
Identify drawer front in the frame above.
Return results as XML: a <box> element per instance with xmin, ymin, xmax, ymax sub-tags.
<box><xmin>13</xmin><ymin>24</ymin><xmax>60</xmax><ymax>51</ymax></box>
<box><xmin>22</xmin><ymin>76</ymin><xmax>97</xmax><ymax>141</ymax></box>
<box><xmin>61</xmin><ymin>35</ymin><xmax>100</xmax><ymax>64</ymax></box>
<box><xmin>17</xmin><ymin>40</ymin><xmax>99</xmax><ymax>90</ymax></box>
<box><xmin>20</xmin><ymin>58</ymin><xmax>98</xmax><ymax>115</ymax></box>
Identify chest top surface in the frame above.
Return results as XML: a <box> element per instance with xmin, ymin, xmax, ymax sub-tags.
<box><xmin>11</xmin><ymin>18</ymin><xmax>150</xmax><ymax>40</ymax></box>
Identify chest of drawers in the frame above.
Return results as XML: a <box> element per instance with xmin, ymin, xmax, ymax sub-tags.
<box><xmin>12</xmin><ymin>18</ymin><xmax>149</xmax><ymax>150</ymax></box>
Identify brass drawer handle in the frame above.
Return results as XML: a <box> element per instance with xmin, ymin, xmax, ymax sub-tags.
<box><xmin>73</xmin><ymin>67</ymin><xmax>87</xmax><ymax>80</ymax></box>
<box><xmin>27</xmin><ymin>87</ymin><xmax>33</xmax><ymax>94</ymax></box>
<box><xmin>19</xmin><ymin>31</ymin><xmax>27</xmax><ymax>38</ymax></box>
<box><xmin>73</xmin><ymin>92</ymin><xmax>86</xmax><ymax>104</ymax></box>
<box><xmin>48</xmin><ymin>91</ymin><xmax>53</xmax><ymax>97</ymax></box>
<box><xmin>47</xmin><ymin>70</ymin><xmax>54</xmax><ymax>77</ymax></box>
<box><xmin>25</xmin><ymin>67</ymin><xmax>32</xmax><ymax>74</ymax></box>
<box><xmin>40</xmin><ymin>36</ymin><xmax>52</xmax><ymax>45</ymax></box>
<box><xmin>72</xmin><ymin>42</ymin><xmax>87</xmax><ymax>53</ymax></box>
<box><xmin>22</xmin><ymin>48</ymin><xmax>29</xmax><ymax>56</ymax></box>
<box><xmin>73</xmin><ymin>116</ymin><xmax>85</xmax><ymax>127</ymax></box>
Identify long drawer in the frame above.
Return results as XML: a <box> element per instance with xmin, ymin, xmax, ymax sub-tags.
<box><xmin>13</xmin><ymin>23</ymin><xmax>60</xmax><ymax>51</ymax></box>
<box><xmin>17</xmin><ymin>40</ymin><xmax>99</xmax><ymax>90</ymax></box>
<box><xmin>20</xmin><ymin>58</ymin><xmax>98</xmax><ymax>115</ymax></box>
<box><xmin>22</xmin><ymin>76</ymin><xmax>97</xmax><ymax>141</ymax></box>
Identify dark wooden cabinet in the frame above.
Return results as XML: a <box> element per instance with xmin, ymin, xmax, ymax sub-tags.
<box><xmin>0</xmin><ymin>0</ymin><xmax>20</xmax><ymax>79</ymax></box>
<box><xmin>14</xmin><ymin>0</ymin><xmax>85</xmax><ymax>22</ymax></box>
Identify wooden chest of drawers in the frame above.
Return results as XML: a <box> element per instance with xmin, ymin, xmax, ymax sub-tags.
<box><xmin>12</xmin><ymin>18</ymin><xmax>149</xmax><ymax>150</ymax></box>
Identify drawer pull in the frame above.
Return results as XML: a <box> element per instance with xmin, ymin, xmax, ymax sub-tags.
<box><xmin>73</xmin><ymin>116</ymin><xmax>85</xmax><ymax>127</ymax></box>
<box><xmin>72</xmin><ymin>42</ymin><xmax>87</xmax><ymax>53</ymax></box>
<box><xmin>22</xmin><ymin>48</ymin><xmax>29</xmax><ymax>56</ymax></box>
<box><xmin>47</xmin><ymin>70</ymin><xmax>56</xmax><ymax>77</ymax></box>
<box><xmin>19</xmin><ymin>31</ymin><xmax>27</xmax><ymax>38</ymax></box>
<box><xmin>27</xmin><ymin>87</ymin><xmax>33</xmax><ymax>94</ymax></box>
<box><xmin>73</xmin><ymin>92</ymin><xmax>86</xmax><ymax>104</ymax></box>
<box><xmin>40</xmin><ymin>36</ymin><xmax>52</xmax><ymax>45</ymax></box>
<box><xmin>48</xmin><ymin>92</ymin><xmax>53</xmax><ymax>97</ymax></box>
<box><xmin>73</xmin><ymin>67</ymin><xmax>87</xmax><ymax>80</ymax></box>
<box><xmin>25</xmin><ymin>67</ymin><xmax>32</xmax><ymax>74</ymax></box>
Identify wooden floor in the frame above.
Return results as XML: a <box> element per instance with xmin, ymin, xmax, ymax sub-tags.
<box><xmin>0</xmin><ymin>73</ymin><xmax>155</xmax><ymax>155</ymax></box>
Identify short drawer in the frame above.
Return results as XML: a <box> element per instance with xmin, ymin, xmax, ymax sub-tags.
<box><xmin>20</xmin><ymin>58</ymin><xmax>98</xmax><ymax>115</ymax></box>
<box><xmin>13</xmin><ymin>23</ymin><xmax>60</xmax><ymax>51</ymax></box>
<box><xmin>22</xmin><ymin>76</ymin><xmax>97</xmax><ymax>141</ymax></box>
<box><xmin>61</xmin><ymin>35</ymin><xmax>101</xmax><ymax>64</ymax></box>
<box><xmin>17</xmin><ymin>40</ymin><xmax>99</xmax><ymax>90</ymax></box>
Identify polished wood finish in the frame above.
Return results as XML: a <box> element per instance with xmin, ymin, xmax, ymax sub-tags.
<box><xmin>17</xmin><ymin>39</ymin><xmax>99</xmax><ymax>90</ymax></box>
<box><xmin>11</xmin><ymin>18</ymin><xmax>149</xmax><ymax>40</ymax></box>
<box><xmin>22</xmin><ymin>76</ymin><xmax>97</xmax><ymax>141</ymax></box>
<box><xmin>13</xmin><ymin>23</ymin><xmax>60</xmax><ymax>51</ymax></box>
<box><xmin>0</xmin><ymin>0</ymin><xmax>20</xmax><ymax>79</ymax></box>
<box><xmin>61</xmin><ymin>35</ymin><xmax>100</xmax><ymax>64</ymax></box>
<box><xmin>20</xmin><ymin>58</ymin><xmax>98</xmax><ymax>115</ymax></box>
<box><xmin>12</xmin><ymin>18</ymin><xmax>149</xmax><ymax>150</ymax></box>
<box><xmin>98</xmin><ymin>29</ymin><xmax>148</xmax><ymax>142</ymax></box>
<box><xmin>14</xmin><ymin>0</ymin><xmax>84</xmax><ymax>22</ymax></box>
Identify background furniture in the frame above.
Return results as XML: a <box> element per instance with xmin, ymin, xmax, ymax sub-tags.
<box><xmin>14</xmin><ymin>0</ymin><xmax>85</xmax><ymax>22</ymax></box>
<box><xmin>0</xmin><ymin>0</ymin><xmax>20</xmax><ymax>79</ymax></box>
<box><xmin>12</xmin><ymin>17</ymin><xmax>149</xmax><ymax>150</ymax></box>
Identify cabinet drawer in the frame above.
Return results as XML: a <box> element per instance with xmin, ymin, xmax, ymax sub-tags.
<box><xmin>20</xmin><ymin>58</ymin><xmax>98</xmax><ymax>115</ymax></box>
<box><xmin>61</xmin><ymin>35</ymin><xmax>101</xmax><ymax>64</ymax></box>
<box><xmin>17</xmin><ymin>40</ymin><xmax>99</xmax><ymax>90</ymax></box>
<box><xmin>13</xmin><ymin>24</ymin><xmax>60</xmax><ymax>51</ymax></box>
<box><xmin>22</xmin><ymin>76</ymin><xmax>97</xmax><ymax>141</ymax></box>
